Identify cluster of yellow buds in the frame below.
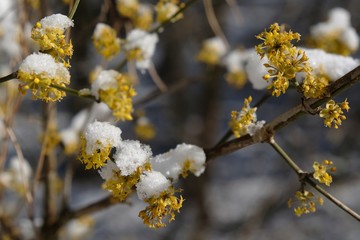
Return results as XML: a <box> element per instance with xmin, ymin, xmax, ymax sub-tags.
<box><xmin>135</xmin><ymin>112</ymin><xmax>156</xmax><ymax>141</ymax></box>
<box><xmin>116</xmin><ymin>0</ymin><xmax>139</xmax><ymax>19</ymax></box>
<box><xmin>319</xmin><ymin>99</ymin><xmax>350</xmax><ymax>129</ymax></box>
<box><xmin>78</xmin><ymin>121</ymin><xmax>122</xmax><ymax>169</ymax></box>
<box><xmin>17</xmin><ymin>53</ymin><xmax>71</xmax><ymax>102</ymax></box>
<box><xmin>256</xmin><ymin>23</ymin><xmax>312</xmax><ymax>96</ymax></box>
<box><xmin>229</xmin><ymin>96</ymin><xmax>265</xmax><ymax>138</ymax></box>
<box><xmin>100</xmin><ymin>161</ymin><xmax>151</xmax><ymax>201</ymax></box>
<box><xmin>313</xmin><ymin>160</ymin><xmax>336</xmax><ymax>186</ymax></box>
<box><xmin>115</xmin><ymin>1</ymin><xmax>154</xmax><ymax>30</ymax></box>
<box><xmin>197</xmin><ymin>37</ymin><xmax>227</xmax><ymax>65</ymax></box>
<box><xmin>302</xmin><ymin>71</ymin><xmax>330</xmax><ymax>99</ymax></box>
<box><xmin>91</xmin><ymin>70</ymin><xmax>136</xmax><ymax>121</ymax></box>
<box><xmin>134</xmin><ymin>5</ymin><xmax>154</xmax><ymax>30</ymax></box>
<box><xmin>288</xmin><ymin>190</ymin><xmax>324</xmax><ymax>217</ymax></box>
<box><xmin>155</xmin><ymin>0</ymin><xmax>184</xmax><ymax>23</ymax></box>
<box><xmin>137</xmin><ymin>171</ymin><xmax>184</xmax><ymax>228</ymax></box>
<box><xmin>92</xmin><ymin>23</ymin><xmax>121</xmax><ymax>60</ymax></box>
<box><xmin>308</xmin><ymin>8</ymin><xmax>359</xmax><ymax>56</ymax></box>
<box><xmin>31</xmin><ymin>14</ymin><xmax>74</xmax><ymax>67</ymax></box>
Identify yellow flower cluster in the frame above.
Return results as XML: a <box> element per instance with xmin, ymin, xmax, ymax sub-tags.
<box><xmin>225</xmin><ymin>70</ymin><xmax>247</xmax><ymax>89</ymax></box>
<box><xmin>319</xmin><ymin>99</ymin><xmax>350</xmax><ymax>129</ymax></box>
<box><xmin>78</xmin><ymin>137</ymin><xmax>112</xmax><ymax>169</ymax></box>
<box><xmin>155</xmin><ymin>0</ymin><xmax>183</xmax><ymax>23</ymax></box>
<box><xmin>17</xmin><ymin>53</ymin><xmax>71</xmax><ymax>102</ymax></box>
<box><xmin>139</xmin><ymin>187</ymin><xmax>184</xmax><ymax>228</ymax></box>
<box><xmin>288</xmin><ymin>190</ymin><xmax>324</xmax><ymax>217</ymax></box>
<box><xmin>17</xmin><ymin>71</ymin><xmax>69</xmax><ymax>102</ymax></box>
<box><xmin>31</xmin><ymin>16</ymin><xmax>73</xmax><ymax>67</ymax></box>
<box><xmin>197</xmin><ymin>37</ymin><xmax>227</xmax><ymax>65</ymax></box>
<box><xmin>92</xmin><ymin>23</ymin><xmax>121</xmax><ymax>60</ymax></box>
<box><xmin>229</xmin><ymin>96</ymin><xmax>257</xmax><ymax>138</ymax></box>
<box><xmin>308</xmin><ymin>34</ymin><xmax>354</xmax><ymax>56</ymax></box>
<box><xmin>116</xmin><ymin>0</ymin><xmax>139</xmax><ymax>19</ymax></box>
<box><xmin>103</xmin><ymin>163</ymin><xmax>151</xmax><ymax>201</ymax></box>
<box><xmin>135</xmin><ymin>117</ymin><xmax>156</xmax><ymax>141</ymax></box>
<box><xmin>302</xmin><ymin>72</ymin><xmax>330</xmax><ymax>99</ymax></box>
<box><xmin>256</xmin><ymin>23</ymin><xmax>311</xmax><ymax>96</ymax></box>
<box><xmin>134</xmin><ymin>5</ymin><xmax>154</xmax><ymax>30</ymax></box>
<box><xmin>313</xmin><ymin>160</ymin><xmax>336</xmax><ymax>186</ymax></box>
<box><xmin>98</xmin><ymin>74</ymin><xmax>136</xmax><ymax>121</ymax></box>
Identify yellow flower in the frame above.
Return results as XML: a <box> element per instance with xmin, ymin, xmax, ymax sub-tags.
<box><xmin>302</xmin><ymin>72</ymin><xmax>330</xmax><ymax>99</ymax></box>
<box><xmin>91</xmin><ymin>70</ymin><xmax>136</xmax><ymax>121</ymax></box>
<box><xmin>17</xmin><ymin>53</ymin><xmax>71</xmax><ymax>102</ymax></box>
<box><xmin>92</xmin><ymin>23</ymin><xmax>121</xmax><ymax>60</ymax></box>
<box><xmin>134</xmin><ymin>4</ymin><xmax>154</xmax><ymax>30</ymax></box>
<box><xmin>155</xmin><ymin>0</ymin><xmax>183</xmax><ymax>23</ymax></box>
<box><xmin>77</xmin><ymin>121</ymin><xmax>122</xmax><ymax>169</ymax></box>
<box><xmin>225</xmin><ymin>70</ymin><xmax>247</xmax><ymax>89</ymax></box>
<box><xmin>31</xmin><ymin>14</ymin><xmax>74</xmax><ymax>66</ymax></box>
<box><xmin>319</xmin><ymin>99</ymin><xmax>349</xmax><ymax>129</ymax></box>
<box><xmin>116</xmin><ymin>0</ymin><xmax>139</xmax><ymax>19</ymax></box>
<box><xmin>197</xmin><ymin>37</ymin><xmax>227</xmax><ymax>65</ymax></box>
<box><xmin>101</xmin><ymin>162</ymin><xmax>151</xmax><ymax>201</ymax></box>
<box><xmin>288</xmin><ymin>190</ymin><xmax>323</xmax><ymax>217</ymax></box>
<box><xmin>139</xmin><ymin>187</ymin><xmax>184</xmax><ymax>228</ymax></box>
<box><xmin>135</xmin><ymin>116</ymin><xmax>156</xmax><ymax>141</ymax></box>
<box><xmin>229</xmin><ymin>96</ymin><xmax>258</xmax><ymax>138</ymax></box>
<box><xmin>313</xmin><ymin>160</ymin><xmax>335</xmax><ymax>186</ymax></box>
<box><xmin>256</xmin><ymin>23</ymin><xmax>312</xmax><ymax>96</ymax></box>
<box><xmin>78</xmin><ymin>137</ymin><xmax>112</xmax><ymax>169</ymax></box>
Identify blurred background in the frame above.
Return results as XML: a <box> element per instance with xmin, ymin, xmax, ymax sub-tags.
<box><xmin>1</xmin><ymin>0</ymin><xmax>360</xmax><ymax>239</ymax></box>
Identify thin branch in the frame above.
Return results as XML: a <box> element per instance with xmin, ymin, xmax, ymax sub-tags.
<box><xmin>134</xmin><ymin>76</ymin><xmax>199</xmax><ymax>107</ymax></box>
<box><xmin>148</xmin><ymin>61</ymin><xmax>168</xmax><ymax>92</ymax></box>
<box><xmin>305</xmin><ymin>177</ymin><xmax>360</xmax><ymax>221</ymax></box>
<box><xmin>268</xmin><ymin>137</ymin><xmax>360</xmax><ymax>221</ymax></box>
<box><xmin>68</xmin><ymin>0</ymin><xmax>81</xmax><ymax>20</ymax></box>
<box><xmin>150</xmin><ymin>0</ymin><xmax>200</xmax><ymax>33</ymax></box>
<box><xmin>6</xmin><ymin>128</ymin><xmax>34</xmax><ymax>210</ymax></box>
<box><xmin>203</xmin><ymin>0</ymin><xmax>230</xmax><ymax>49</ymax></box>
<box><xmin>50</xmin><ymin>84</ymin><xmax>97</xmax><ymax>101</ymax></box>
<box><xmin>206</xmin><ymin>65</ymin><xmax>360</xmax><ymax>160</ymax></box>
<box><xmin>0</xmin><ymin>71</ymin><xmax>18</xmax><ymax>84</ymax></box>
<box><xmin>268</xmin><ymin>137</ymin><xmax>303</xmax><ymax>174</ymax></box>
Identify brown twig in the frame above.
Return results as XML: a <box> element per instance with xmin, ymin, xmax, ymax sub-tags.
<box><xmin>268</xmin><ymin>137</ymin><xmax>360</xmax><ymax>222</ymax></box>
<box><xmin>206</xmin><ymin>65</ymin><xmax>360</xmax><ymax>160</ymax></box>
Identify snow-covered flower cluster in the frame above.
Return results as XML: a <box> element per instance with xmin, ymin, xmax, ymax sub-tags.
<box><xmin>124</xmin><ymin>29</ymin><xmax>159</xmax><ymax>71</ymax></box>
<box><xmin>92</xmin><ymin>23</ymin><xmax>121</xmax><ymax>60</ymax></box>
<box><xmin>229</xmin><ymin>96</ymin><xmax>265</xmax><ymax>138</ymax></box>
<box><xmin>309</xmin><ymin>7</ymin><xmax>359</xmax><ymax>55</ymax></box>
<box><xmin>223</xmin><ymin>49</ymin><xmax>253</xmax><ymax>88</ymax></box>
<box><xmin>78</xmin><ymin>121</ymin><xmax>122</xmax><ymax>169</ymax></box>
<box><xmin>31</xmin><ymin>13</ymin><xmax>74</xmax><ymax>66</ymax></box>
<box><xmin>91</xmin><ymin>69</ymin><xmax>136</xmax><ymax>121</ymax></box>
<box><xmin>155</xmin><ymin>0</ymin><xmax>183</xmax><ymax>23</ymax></box>
<box><xmin>17</xmin><ymin>53</ymin><xmax>71</xmax><ymax>102</ymax></box>
<box><xmin>152</xmin><ymin>143</ymin><xmax>206</xmax><ymax>181</ymax></box>
<box><xmin>116</xmin><ymin>0</ymin><xmax>139</xmax><ymax>19</ymax></box>
<box><xmin>197</xmin><ymin>37</ymin><xmax>227</xmax><ymax>65</ymax></box>
<box><xmin>17</xmin><ymin>13</ymin><xmax>74</xmax><ymax>102</ymax></box>
<box><xmin>77</xmin><ymin>121</ymin><xmax>206</xmax><ymax>228</ymax></box>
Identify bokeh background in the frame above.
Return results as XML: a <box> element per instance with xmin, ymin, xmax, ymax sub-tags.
<box><xmin>1</xmin><ymin>0</ymin><xmax>360</xmax><ymax>239</ymax></box>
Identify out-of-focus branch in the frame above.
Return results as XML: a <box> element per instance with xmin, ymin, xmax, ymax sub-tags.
<box><xmin>203</xmin><ymin>0</ymin><xmax>230</xmax><ymax>49</ymax></box>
